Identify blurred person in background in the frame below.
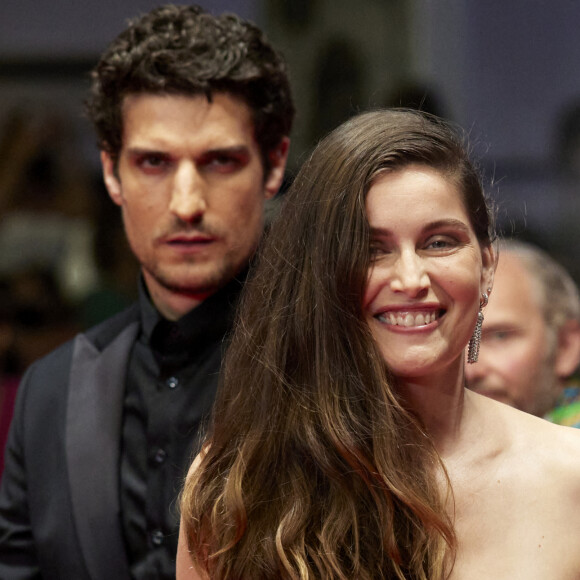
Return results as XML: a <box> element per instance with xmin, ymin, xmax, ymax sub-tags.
<box><xmin>466</xmin><ymin>239</ymin><xmax>580</xmax><ymax>425</ymax></box>
<box><xmin>0</xmin><ymin>268</ymin><xmax>79</xmax><ymax>475</ymax></box>
<box><xmin>0</xmin><ymin>107</ymin><xmax>100</xmax><ymax>303</ymax></box>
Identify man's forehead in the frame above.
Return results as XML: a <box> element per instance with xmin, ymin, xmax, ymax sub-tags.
<box><xmin>490</xmin><ymin>253</ymin><xmax>545</xmax><ymax>319</ymax></box>
<box><xmin>120</xmin><ymin>91</ymin><xmax>250</xmax><ymax>120</ymax></box>
<box><xmin>119</xmin><ymin>92</ymin><xmax>258</xmax><ymax>150</ymax></box>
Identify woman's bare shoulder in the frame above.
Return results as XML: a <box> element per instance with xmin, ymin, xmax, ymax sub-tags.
<box><xmin>470</xmin><ymin>392</ymin><xmax>580</xmax><ymax>474</ymax></box>
<box><xmin>490</xmin><ymin>397</ymin><xmax>580</xmax><ymax>480</ymax></box>
<box><xmin>459</xmin><ymin>394</ymin><xmax>580</xmax><ymax>562</ymax></box>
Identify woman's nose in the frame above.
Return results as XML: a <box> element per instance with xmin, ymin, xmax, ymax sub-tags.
<box><xmin>389</xmin><ymin>250</ymin><xmax>430</xmax><ymax>297</ymax></box>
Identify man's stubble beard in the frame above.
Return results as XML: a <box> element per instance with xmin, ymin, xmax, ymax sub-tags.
<box><xmin>142</xmin><ymin>251</ymin><xmax>243</xmax><ymax>298</ymax></box>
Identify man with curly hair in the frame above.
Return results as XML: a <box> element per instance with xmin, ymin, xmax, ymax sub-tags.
<box><xmin>0</xmin><ymin>5</ymin><xmax>294</xmax><ymax>578</ymax></box>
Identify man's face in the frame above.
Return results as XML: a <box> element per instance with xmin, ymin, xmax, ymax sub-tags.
<box><xmin>102</xmin><ymin>93</ymin><xmax>288</xmax><ymax>320</ymax></box>
<box><xmin>465</xmin><ymin>252</ymin><xmax>558</xmax><ymax>416</ymax></box>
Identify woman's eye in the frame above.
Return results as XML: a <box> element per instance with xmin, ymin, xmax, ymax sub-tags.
<box><xmin>425</xmin><ymin>236</ymin><xmax>457</xmax><ymax>250</ymax></box>
<box><xmin>369</xmin><ymin>243</ymin><xmax>390</xmax><ymax>258</ymax></box>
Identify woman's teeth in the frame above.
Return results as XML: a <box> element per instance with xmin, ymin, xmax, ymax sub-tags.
<box><xmin>378</xmin><ymin>311</ymin><xmax>439</xmax><ymax>327</ymax></box>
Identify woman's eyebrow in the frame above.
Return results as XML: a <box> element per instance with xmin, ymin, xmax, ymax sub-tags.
<box><xmin>369</xmin><ymin>219</ymin><xmax>470</xmax><ymax>237</ymax></box>
<box><xmin>422</xmin><ymin>219</ymin><xmax>471</xmax><ymax>233</ymax></box>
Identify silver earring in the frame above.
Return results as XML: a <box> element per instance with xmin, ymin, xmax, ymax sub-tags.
<box><xmin>467</xmin><ymin>292</ymin><xmax>489</xmax><ymax>364</ymax></box>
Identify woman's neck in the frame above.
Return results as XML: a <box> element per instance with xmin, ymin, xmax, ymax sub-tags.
<box><xmin>396</xmin><ymin>356</ymin><xmax>469</xmax><ymax>458</ymax></box>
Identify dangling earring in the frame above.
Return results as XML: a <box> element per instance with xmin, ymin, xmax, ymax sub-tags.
<box><xmin>467</xmin><ymin>290</ymin><xmax>490</xmax><ymax>364</ymax></box>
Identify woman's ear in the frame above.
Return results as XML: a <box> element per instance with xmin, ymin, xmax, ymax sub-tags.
<box><xmin>480</xmin><ymin>243</ymin><xmax>497</xmax><ymax>295</ymax></box>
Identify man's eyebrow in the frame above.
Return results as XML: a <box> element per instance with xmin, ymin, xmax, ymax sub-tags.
<box><xmin>125</xmin><ymin>147</ymin><xmax>169</xmax><ymax>156</ymax></box>
<box><xmin>201</xmin><ymin>145</ymin><xmax>250</xmax><ymax>156</ymax></box>
<box><xmin>125</xmin><ymin>145</ymin><xmax>251</xmax><ymax>157</ymax></box>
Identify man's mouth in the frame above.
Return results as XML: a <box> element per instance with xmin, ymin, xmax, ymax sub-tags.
<box><xmin>165</xmin><ymin>234</ymin><xmax>215</xmax><ymax>246</ymax></box>
<box><xmin>376</xmin><ymin>309</ymin><xmax>444</xmax><ymax>328</ymax></box>
<box><xmin>168</xmin><ymin>238</ymin><xmax>212</xmax><ymax>245</ymax></box>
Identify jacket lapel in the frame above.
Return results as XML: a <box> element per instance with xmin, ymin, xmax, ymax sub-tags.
<box><xmin>66</xmin><ymin>321</ymin><xmax>139</xmax><ymax>579</ymax></box>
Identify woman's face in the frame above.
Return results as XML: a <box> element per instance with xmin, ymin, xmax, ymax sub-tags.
<box><xmin>362</xmin><ymin>164</ymin><xmax>494</xmax><ymax>381</ymax></box>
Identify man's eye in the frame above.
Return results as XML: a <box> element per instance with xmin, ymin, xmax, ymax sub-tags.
<box><xmin>199</xmin><ymin>149</ymin><xmax>250</xmax><ymax>174</ymax></box>
<box><xmin>206</xmin><ymin>155</ymin><xmax>241</xmax><ymax>171</ymax></box>
<box><xmin>214</xmin><ymin>155</ymin><xmax>236</xmax><ymax>165</ymax></box>
<box><xmin>133</xmin><ymin>154</ymin><xmax>170</xmax><ymax>172</ymax></box>
<box><xmin>491</xmin><ymin>330</ymin><xmax>511</xmax><ymax>340</ymax></box>
<box><xmin>483</xmin><ymin>330</ymin><xmax>514</xmax><ymax>344</ymax></box>
<box><xmin>140</xmin><ymin>155</ymin><xmax>167</xmax><ymax>168</ymax></box>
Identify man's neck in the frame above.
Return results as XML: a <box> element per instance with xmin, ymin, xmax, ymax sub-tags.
<box><xmin>142</xmin><ymin>275</ymin><xmax>211</xmax><ymax>321</ymax></box>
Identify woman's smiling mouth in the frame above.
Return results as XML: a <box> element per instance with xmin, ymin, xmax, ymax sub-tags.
<box><xmin>376</xmin><ymin>309</ymin><xmax>444</xmax><ymax>328</ymax></box>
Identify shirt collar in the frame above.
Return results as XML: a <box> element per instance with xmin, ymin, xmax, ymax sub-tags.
<box><xmin>138</xmin><ymin>272</ymin><xmax>246</xmax><ymax>352</ymax></box>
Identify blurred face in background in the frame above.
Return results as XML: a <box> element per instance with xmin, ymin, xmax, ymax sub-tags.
<box><xmin>465</xmin><ymin>252</ymin><xmax>562</xmax><ymax>416</ymax></box>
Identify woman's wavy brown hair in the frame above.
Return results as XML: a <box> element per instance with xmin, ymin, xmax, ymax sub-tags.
<box><xmin>180</xmin><ymin>109</ymin><xmax>494</xmax><ymax>579</ymax></box>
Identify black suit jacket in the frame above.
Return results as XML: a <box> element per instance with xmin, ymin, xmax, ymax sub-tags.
<box><xmin>0</xmin><ymin>305</ymin><xmax>141</xmax><ymax>579</ymax></box>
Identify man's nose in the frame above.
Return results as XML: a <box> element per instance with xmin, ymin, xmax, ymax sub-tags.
<box><xmin>169</xmin><ymin>163</ymin><xmax>207</xmax><ymax>222</ymax></box>
<box><xmin>389</xmin><ymin>249</ymin><xmax>430</xmax><ymax>297</ymax></box>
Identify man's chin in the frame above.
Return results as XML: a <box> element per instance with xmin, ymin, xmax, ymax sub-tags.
<box><xmin>146</xmin><ymin>264</ymin><xmax>236</xmax><ymax>298</ymax></box>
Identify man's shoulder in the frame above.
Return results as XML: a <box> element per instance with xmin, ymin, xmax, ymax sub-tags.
<box><xmin>83</xmin><ymin>301</ymin><xmax>141</xmax><ymax>351</ymax></box>
<box><xmin>27</xmin><ymin>302</ymin><xmax>140</xmax><ymax>374</ymax></box>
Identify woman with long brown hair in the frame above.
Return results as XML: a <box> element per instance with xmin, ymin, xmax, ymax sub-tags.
<box><xmin>178</xmin><ymin>109</ymin><xmax>580</xmax><ymax>579</ymax></box>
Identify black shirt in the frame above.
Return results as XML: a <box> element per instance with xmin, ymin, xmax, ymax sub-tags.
<box><xmin>120</xmin><ymin>276</ymin><xmax>243</xmax><ymax>579</ymax></box>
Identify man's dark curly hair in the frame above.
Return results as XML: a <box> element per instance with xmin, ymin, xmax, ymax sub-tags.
<box><xmin>85</xmin><ymin>4</ymin><xmax>295</xmax><ymax>171</ymax></box>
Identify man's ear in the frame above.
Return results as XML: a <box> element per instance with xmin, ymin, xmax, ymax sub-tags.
<box><xmin>263</xmin><ymin>137</ymin><xmax>290</xmax><ymax>200</ymax></box>
<box><xmin>101</xmin><ymin>151</ymin><xmax>123</xmax><ymax>206</ymax></box>
<box><xmin>555</xmin><ymin>319</ymin><xmax>580</xmax><ymax>378</ymax></box>
<box><xmin>480</xmin><ymin>243</ymin><xmax>496</xmax><ymax>296</ymax></box>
